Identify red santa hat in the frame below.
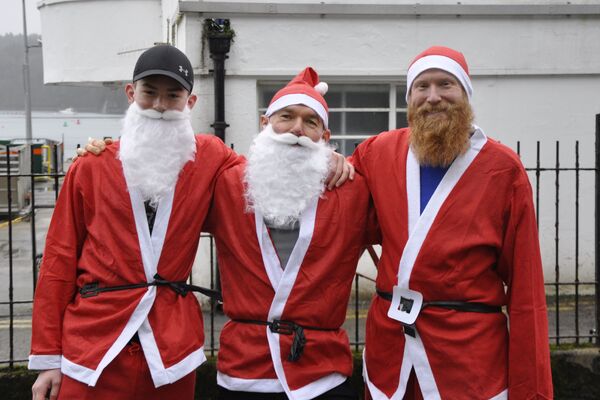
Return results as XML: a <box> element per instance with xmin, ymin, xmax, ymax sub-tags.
<box><xmin>406</xmin><ymin>46</ymin><xmax>473</xmax><ymax>102</ymax></box>
<box><xmin>265</xmin><ymin>67</ymin><xmax>329</xmax><ymax>128</ymax></box>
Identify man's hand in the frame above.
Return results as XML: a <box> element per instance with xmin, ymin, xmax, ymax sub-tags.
<box><xmin>325</xmin><ymin>151</ymin><xmax>355</xmax><ymax>190</ymax></box>
<box><xmin>32</xmin><ymin>369</ymin><xmax>62</xmax><ymax>400</ymax></box>
<box><xmin>73</xmin><ymin>137</ymin><xmax>113</xmax><ymax>161</ymax></box>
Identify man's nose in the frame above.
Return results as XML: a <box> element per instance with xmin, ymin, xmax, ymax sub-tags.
<box><xmin>289</xmin><ymin>118</ymin><xmax>304</xmax><ymax>136</ymax></box>
<box><xmin>426</xmin><ymin>86</ymin><xmax>442</xmax><ymax>104</ymax></box>
<box><xmin>152</xmin><ymin>97</ymin><xmax>167</xmax><ymax>113</ymax></box>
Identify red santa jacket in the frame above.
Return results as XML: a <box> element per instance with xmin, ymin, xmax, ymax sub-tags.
<box><xmin>351</xmin><ymin>128</ymin><xmax>553</xmax><ymax>400</ymax></box>
<box><xmin>203</xmin><ymin>162</ymin><xmax>378</xmax><ymax>400</ymax></box>
<box><xmin>29</xmin><ymin>135</ymin><xmax>238</xmax><ymax>387</ymax></box>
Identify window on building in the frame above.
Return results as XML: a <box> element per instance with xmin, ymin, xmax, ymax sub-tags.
<box><xmin>258</xmin><ymin>83</ymin><xmax>407</xmax><ymax>155</ymax></box>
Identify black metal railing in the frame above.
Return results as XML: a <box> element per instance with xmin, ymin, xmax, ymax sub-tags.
<box><xmin>2</xmin><ymin>120</ymin><xmax>600</xmax><ymax>366</ymax></box>
<box><xmin>1</xmin><ymin>143</ymin><xmax>64</xmax><ymax>367</ymax></box>
<box><xmin>514</xmin><ymin>137</ymin><xmax>598</xmax><ymax>345</ymax></box>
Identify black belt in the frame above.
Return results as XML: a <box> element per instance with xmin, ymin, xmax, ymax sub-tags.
<box><xmin>376</xmin><ymin>289</ymin><xmax>502</xmax><ymax>337</ymax></box>
<box><xmin>80</xmin><ymin>273</ymin><xmax>222</xmax><ymax>302</ymax></box>
<box><xmin>233</xmin><ymin>319</ymin><xmax>337</xmax><ymax>362</ymax></box>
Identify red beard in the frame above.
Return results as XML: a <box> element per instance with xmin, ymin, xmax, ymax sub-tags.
<box><xmin>407</xmin><ymin>99</ymin><xmax>474</xmax><ymax>167</ymax></box>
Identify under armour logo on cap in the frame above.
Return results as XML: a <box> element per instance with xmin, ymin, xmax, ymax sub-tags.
<box><xmin>179</xmin><ymin>65</ymin><xmax>188</xmax><ymax>76</ymax></box>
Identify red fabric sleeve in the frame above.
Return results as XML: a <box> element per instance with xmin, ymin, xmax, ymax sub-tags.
<box><xmin>498</xmin><ymin>169</ymin><xmax>553</xmax><ymax>399</ymax></box>
<box><xmin>30</xmin><ymin>161</ymin><xmax>87</xmax><ymax>357</ymax></box>
<box><xmin>212</xmin><ymin>136</ymin><xmax>243</xmax><ymax>177</ymax></box>
<box><xmin>201</xmin><ymin>172</ymin><xmax>223</xmax><ymax>235</ymax></box>
<box><xmin>201</xmin><ymin>138</ymin><xmax>245</xmax><ymax>234</ymax></box>
<box><xmin>364</xmin><ymin>196</ymin><xmax>381</xmax><ymax>246</ymax></box>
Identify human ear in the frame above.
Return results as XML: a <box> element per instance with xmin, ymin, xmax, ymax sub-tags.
<box><xmin>260</xmin><ymin>115</ymin><xmax>269</xmax><ymax>129</ymax></box>
<box><xmin>125</xmin><ymin>83</ymin><xmax>135</xmax><ymax>104</ymax></box>
<box><xmin>187</xmin><ymin>93</ymin><xmax>198</xmax><ymax>109</ymax></box>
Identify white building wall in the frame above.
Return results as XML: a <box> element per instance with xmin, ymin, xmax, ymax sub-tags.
<box><xmin>38</xmin><ymin>0</ymin><xmax>164</xmax><ymax>85</ymax></box>
<box><xmin>473</xmin><ymin>75</ymin><xmax>597</xmax><ymax>286</ymax></box>
<box><xmin>179</xmin><ymin>13</ymin><xmax>204</xmax><ymax>71</ymax></box>
<box><xmin>189</xmin><ymin>13</ymin><xmax>600</xmax><ymax>152</ymax></box>
<box><xmin>198</xmin><ymin>17</ymin><xmax>600</xmax><ymax>76</ymax></box>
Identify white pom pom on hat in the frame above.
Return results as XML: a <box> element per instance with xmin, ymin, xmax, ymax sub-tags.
<box><xmin>314</xmin><ymin>82</ymin><xmax>328</xmax><ymax>96</ymax></box>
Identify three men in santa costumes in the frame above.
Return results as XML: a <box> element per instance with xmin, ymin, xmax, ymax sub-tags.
<box><xmin>32</xmin><ymin>43</ymin><xmax>553</xmax><ymax>400</ymax></box>
<box><xmin>353</xmin><ymin>46</ymin><xmax>553</xmax><ymax>399</ymax></box>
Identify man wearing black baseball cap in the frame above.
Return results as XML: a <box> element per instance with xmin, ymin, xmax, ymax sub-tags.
<box><xmin>132</xmin><ymin>44</ymin><xmax>195</xmax><ymax>93</ymax></box>
<box><xmin>126</xmin><ymin>44</ymin><xmax>196</xmax><ymax>113</ymax></box>
<box><xmin>29</xmin><ymin>44</ymin><xmax>240</xmax><ymax>400</ymax></box>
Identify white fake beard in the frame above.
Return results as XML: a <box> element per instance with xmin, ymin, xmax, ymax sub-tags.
<box><xmin>244</xmin><ymin>124</ymin><xmax>332</xmax><ymax>228</ymax></box>
<box><xmin>118</xmin><ymin>102</ymin><xmax>196</xmax><ymax>207</ymax></box>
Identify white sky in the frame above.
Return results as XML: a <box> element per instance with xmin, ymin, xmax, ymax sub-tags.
<box><xmin>1</xmin><ymin>0</ymin><xmax>42</xmax><ymax>35</ymax></box>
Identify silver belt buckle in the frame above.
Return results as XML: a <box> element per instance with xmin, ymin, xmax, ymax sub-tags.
<box><xmin>387</xmin><ymin>286</ymin><xmax>423</xmax><ymax>326</ymax></box>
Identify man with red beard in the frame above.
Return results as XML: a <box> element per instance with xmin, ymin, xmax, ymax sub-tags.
<box><xmin>202</xmin><ymin>68</ymin><xmax>377</xmax><ymax>400</ymax></box>
<box><xmin>29</xmin><ymin>45</ymin><xmax>239</xmax><ymax>400</ymax></box>
<box><xmin>352</xmin><ymin>46</ymin><xmax>553</xmax><ymax>399</ymax></box>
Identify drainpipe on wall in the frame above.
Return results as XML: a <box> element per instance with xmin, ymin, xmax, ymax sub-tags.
<box><xmin>204</xmin><ymin>19</ymin><xmax>234</xmax><ymax>301</ymax></box>
<box><xmin>205</xmin><ymin>19</ymin><xmax>234</xmax><ymax>143</ymax></box>
<box><xmin>590</xmin><ymin>114</ymin><xmax>600</xmax><ymax>346</ymax></box>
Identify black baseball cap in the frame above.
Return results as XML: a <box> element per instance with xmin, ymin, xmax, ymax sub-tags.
<box><xmin>132</xmin><ymin>45</ymin><xmax>194</xmax><ymax>92</ymax></box>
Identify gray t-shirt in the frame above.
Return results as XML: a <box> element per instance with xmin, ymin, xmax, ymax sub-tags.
<box><xmin>266</xmin><ymin>221</ymin><xmax>300</xmax><ymax>269</ymax></box>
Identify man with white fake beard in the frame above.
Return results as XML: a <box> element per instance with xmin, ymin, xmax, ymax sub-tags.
<box><xmin>351</xmin><ymin>46</ymin><xmax>553</xmax><ymax>399</ymax></box>
<box><xmin>244</xmin><ymin>124</ymin><xmax>331</xmax><ymax>229</ymax></box>
<box><xmin>29</xmin><ymin>45</ymin><xmax>240</xmax><ymax>400</ymax></box>
<box><xmin>202</xmin><ymin>68</ymin><xmax>378</xmax><ymax>400</ymax></box>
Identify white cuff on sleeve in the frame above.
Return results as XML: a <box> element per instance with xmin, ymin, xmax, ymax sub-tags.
<box><xmin>28</xmin><ymin>354</ymin><xmax>62</xmax><ymax>370</ymax></box>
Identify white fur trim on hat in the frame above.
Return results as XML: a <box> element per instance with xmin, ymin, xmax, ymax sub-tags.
<box><xmin>265</xmin><ymin>94</ymin><xmax>329</xmax><ymax>128</ymax></box>
<box><xmin>406</xmin><ymin>55</ymin><xmax>473</xmax><ymax>102</ymax></box>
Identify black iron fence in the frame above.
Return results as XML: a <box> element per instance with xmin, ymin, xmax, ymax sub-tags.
<box><xmin>1</xmin><ymin>143</ymin><xmax>62</xmax><ymax>367</ymax></box>
<box><xmin>517</xmin><ymin>136</ymin><xmax>598</xmax><ymax>346</ymax></box>
<box><xmin>2</xmin><ymin>120</ymin><xmax>600</xmax><ymax>367</ymax></box>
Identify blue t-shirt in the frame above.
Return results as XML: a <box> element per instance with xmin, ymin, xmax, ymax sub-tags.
<box><xmin>420</xmin><ymin>165</ymin><xmax>449</xmax><ymax>214</ymax></box>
